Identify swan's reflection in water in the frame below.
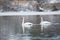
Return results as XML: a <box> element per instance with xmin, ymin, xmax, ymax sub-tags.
<box><xmin>1</xmin><ymin>25</ymin><xmax>60</xmax><ymax>40</ymax></box>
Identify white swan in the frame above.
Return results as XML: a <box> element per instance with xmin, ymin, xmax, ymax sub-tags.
<box><xmin>40</xmin><ymin>17</ymin><xmax>51</xmax><ymax>31</ymax></box>
<box><xmin>22</xmin><ymin>17</ymin><xmax>33</xmax><ymax>33</ymax></box>
<box><xmin>22</xmin><ymin>17</ymin><xmax>33</xmax><ymax>28</ymax></box>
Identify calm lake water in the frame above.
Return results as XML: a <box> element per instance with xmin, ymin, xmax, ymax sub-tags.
<box><xmin>0</xmin><ymin>15</ymin><xmax>60</xmax><ymax>40</ymax></box>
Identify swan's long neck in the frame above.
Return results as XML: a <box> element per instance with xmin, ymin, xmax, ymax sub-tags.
<box><xmin>41</xmin><ymin>17</ymin><xmax>43</xmax><ymax>22</ymax></box>
<box><xmin>41</xmin><ymin>17</ymin><xmax>44</xmax><ymax>32</ymax></box>
<box><xmin>22</xmin><ymin>17</ymin><xmax>25</xmax><ymax>34</ymax></box>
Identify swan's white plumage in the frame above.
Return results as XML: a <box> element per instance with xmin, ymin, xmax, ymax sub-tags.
<box><xmin>40</xmin><ymin>21</ymin><xmax>51</xmax><ymax>26</ymax></box>
<box><xmin>24</xmin><ymin>22</ymin><xmax>33</xmax><ymax>28</ymax></box>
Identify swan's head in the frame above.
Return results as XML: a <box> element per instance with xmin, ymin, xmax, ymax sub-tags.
<box><xmin>24</xmin><ymin>22</ymin><xmax>33</xmax><ymax>28</ymax></box>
